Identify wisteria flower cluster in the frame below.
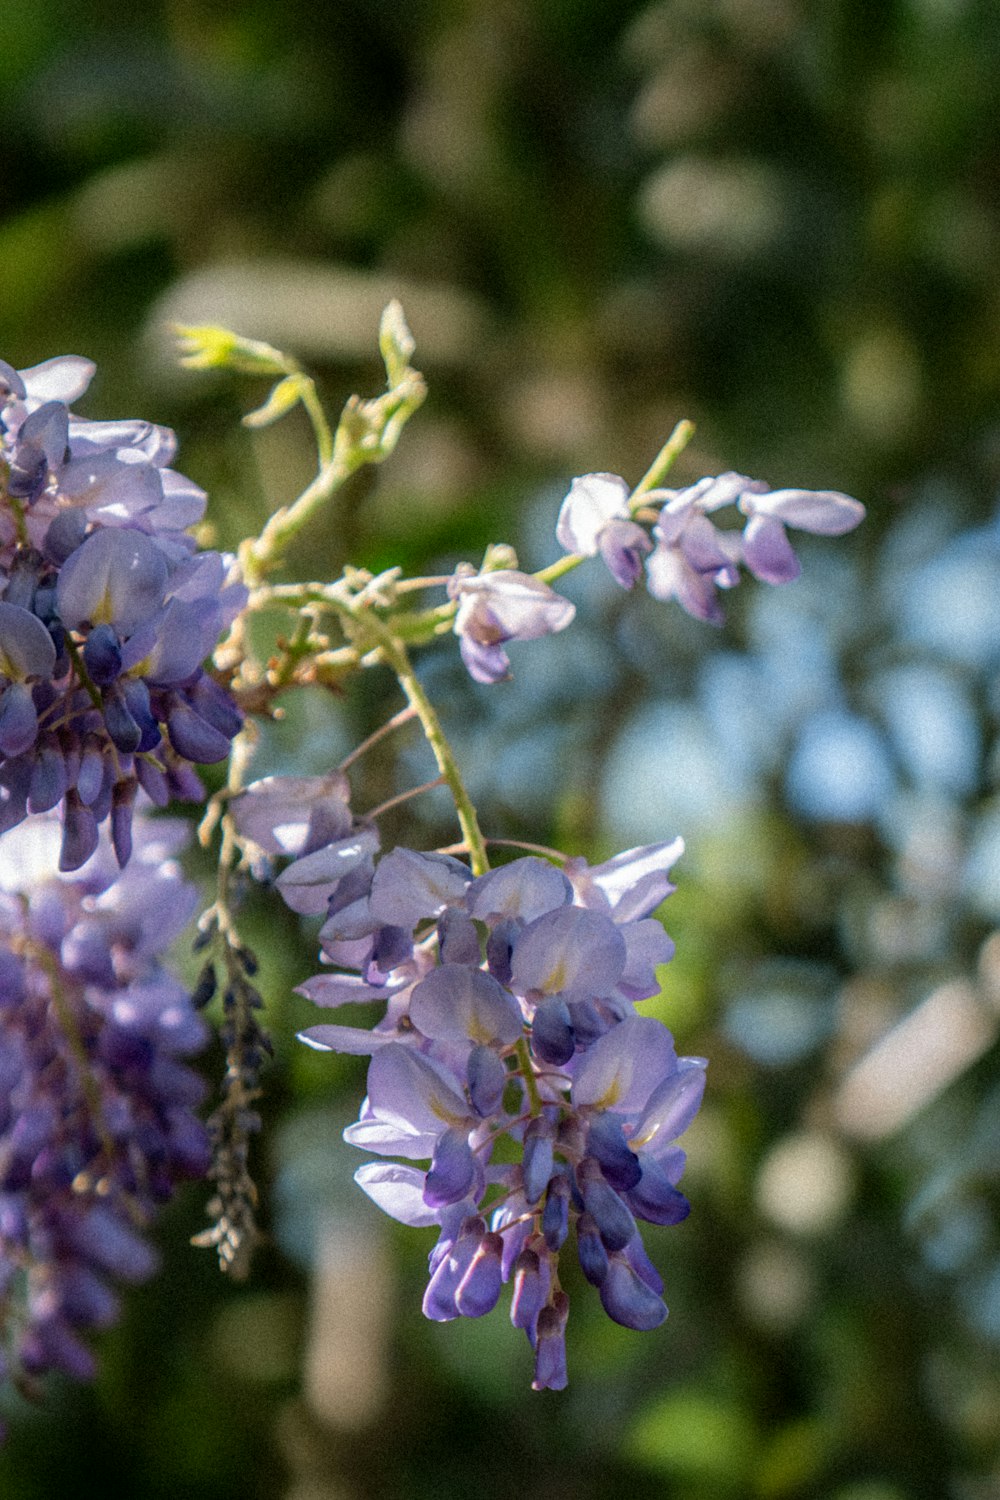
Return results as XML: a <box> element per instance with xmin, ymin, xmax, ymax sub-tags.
<box><xmin>259</xmin><ymin>811</ymin><xmax>702</xmax><ymax>1388</ymax></box>
<box><xmin>0</xmin><ymin>308</ymin><xmax>865</xmax><ymax>1413</ymax></box>
<box><xmin>0</xmin><ymin>810</ymin><xmax>208</xmax><ymax>1396</ymax></box>
<box><xmin>0</xmin><ymin>356</ymin><xmax>244</xmax><ymax>873</ymax></box>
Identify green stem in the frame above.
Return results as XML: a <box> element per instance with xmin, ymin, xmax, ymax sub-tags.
<box><xmin>516</xmin><ymin>1037</ymin><xmax>542</xmax><ymax>1114</ymax></box>
<box><xmin>240</xmin><ymin>454</ymin><xmax>356</xmax><ymax>586</ymax></box>
<box><xmin>299</xmin><ymin>381</ymin><xmax>334</xmax><ymax>469</ymax></box>
<box><xmin>383</xmin><ymin>634</ymin><xmax>490</xmax><ymax>876</ymax></box>
<box><xmin>631</xmin><ymin>418</ymin><xmax>696</xmax><ymax>504</ymax></box>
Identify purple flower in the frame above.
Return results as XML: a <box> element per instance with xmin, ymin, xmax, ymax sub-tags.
<box><xmin>738</xmin><ymin>485</ymin><xmax>866</xmax><ymax>584</ymax></box>
<box><xmin>448</xmin><ymin>566</ymin><xmax>575</xmax><ymax>683</ymax></box>
<box><xmin>0</xmin><ymin>349</ymin><xmax>246</xmax><ymax>868</ymax></box>
<box><xmin>644</xmin><ymin>471</ymin><xmax>864</xmax><ymax>622</ymax></box>
<box><xmin>0</xmin><ymin>810</ymin><xmax>209</xmax><ymax>1394</ymax></box>
<box><xmin>556</xmin><ymin>473</ymin><xmax>653</xmax><ymax>588</ymax></box>
<box><xmin>290</xmin><ymin>828</ymin><xmax>702</xmax><ymax>1389</ymax></box>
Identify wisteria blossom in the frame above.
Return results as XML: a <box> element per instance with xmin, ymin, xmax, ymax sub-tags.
<box><xmin>0</xmin><ymin>355</ymin><xmax>245</xmax><ymax>870</ymax></box>
<box><xmin>553</xmin><ymin>468</ymin><xmax>864</xmax><ymax>625</ymax></box>
<box><xmin>448</xmin><ymin>565</ymin><xmax>575</xmax><ymax>683</ymax></box>
<box><xmin>0</xmin><ymin>810</ymin><xmax>209</xmax><ymax>1389</ymax></box>
<box><xmin>267</xmin><ymin>812</ymin><xmax>699</xmax><ymax>1389</ymax></box>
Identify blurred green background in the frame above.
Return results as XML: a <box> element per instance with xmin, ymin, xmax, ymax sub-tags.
<box><xmin>3</xmin><ymin>1</ymin><xmax>1000</xmax><ymax>1496</ymax></box>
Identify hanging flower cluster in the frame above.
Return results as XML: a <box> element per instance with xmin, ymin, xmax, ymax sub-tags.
<box><xmin>0</xmin><ymin>810</ymin><xmax>209</xmax><ymax>1392</ymax></box>
<box><xmin>247</xmin><ymin>797</ymin><xmax>702</xmax><ymax>1388</ymax></box>
<box><xmin>0</xmin><ymin>356</ymin><xmax>244</xmax><ymax>872</ymax></box>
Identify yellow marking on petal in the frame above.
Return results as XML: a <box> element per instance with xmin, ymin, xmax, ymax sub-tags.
<box><xmin>544</xmin><ymin>958</ymin><xmax>568</xmax><ymax>993</ymax></box>
<box><xmin>93</xmin><ymin>587</ymin><xmax>114</xmax><ymax>626</ymax></box>
<box><xmin>429</xmin><ymin>1090</ymin><xmax>464</xmax><ymax>1126</ymax></box>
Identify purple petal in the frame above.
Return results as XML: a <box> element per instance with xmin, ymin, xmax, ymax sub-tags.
<box><xmin>510</xmin><ymin>1247</ymin><xmax>548</xmax><ymax>1330</ymax></box>
<box><xmin>468</xmin><ymin>857</ymin><xmax>571</xmax><ymax>924</ymax></box>
<box><xmin>555</xmin><ymin>472</ymin><xmax>630</xmax><ymax>555</ymax></box>
<box><xmin>56</xmin><ymin>527</ymin><xmax>168</xmax><ymax>632</ymax></box>
<box><xmin>232</xmin><ymin>772</ymin><xmax>353</xmax><ymax>856</ymax></box>
<box><xmin>0</xmin><ymin>684</ymin><xmax>39</xmax><ymax>757</ymax></box>
<box><xmin>617</xmin><ymin>918</ymin><xmax>676</xmax><ymax>999</ymax></box>
<box><xmin>598</xmin><ymin>1253</ymin><xmax>668</xmax><ymax>1330</ymax></box>
<box><xmin>354</xmin><ymin>1162</ymin><xmax>439</xmax><ymax>1226</ymax></box>
<box><xmin>598</xmin><ymin>519</ymin><xmax>653</xmax><ymax>589</ymax></box>
<box><xmin>295</xmin><ymin>973</ymin><xmax>390</xmax><ymax>1007</ymax></box>
<box><xmin>572</xmin><ymin>1015</ymin><xmax>678</xmax><ymax>1115</ymax></box>
<box><xmin>578</xmin><ymin>1163</ymin><xmax>637</xmax><ymax>1251</ymax></box>
<box><xmin>275</xmin><ymin>829</ymin><xmax>378</xmax><ymax>916</ymax></box>
<box><xmin>741</xmin><ymin>514</ymin><xmax>801</xmax><ymax>584</ymax></box>
<box><xmin>410</xmin><ymin>965</ymin><xmax>523</xmax><ymax>1046</ymax></box>
<box><xmin>467</xmin><ymin>1044</ymin><xmax>507</xmax><ymax>1117</ymax></box>
<box><xmin>366</xmin><ymin>1043</ymin><xmax>470</xmax><ymax>1137</ymax></box>
<box><xmin>626</xmin><ymin>1161</ymin><xmax>691</xmax><ymax>1226</ymax></box>
<box><xmin>343</xmin><ymin>1116</ymin><xmax>441</xmax><ymax>1158</ymax></box>
<box><xmin>0</xmin><ymin>602</ymin><xmax>57</xmax><ymax>679</ymax></box>
<box><xmin>298</xmin><ymin>1024</ymin><xmax>399</xmax><ymax>1055</ymax></box>
<box><xmin>424</xmin><ymin>1125</ymin><xmax>477</xmax><ymax>1208</ymax></box>
<box><xmin>455</xmin><ymin>1231</ymin><xmax>503</xmax><ymax>1317</ymax></box>
<box><xmin>631</xmin><ymin>1059</ymin><xmax>707</xmax><ymax>1151</ymax></box>
<box><xmin>645</xmin><ymin>543</ymin><xmax>726</xmax><ymax>624</ymax></box>
<box><xmin>577</xmin><ymin>1212</ymin><xmax>610</xmax><ymax>1286</ymax></box>
<box><xmin>743</xmin><ymin>487</ymin><xmax>865</xmax><ymax>535</ymax></box>
<box><xmin>369</xmin><ymin>848</ymin><xmax>470</xmax><ymax>928</ymax></box>
<box><xmin>530</xmin><ymin>997</ymin><xmax>576</xmax><ymax>1066</ymax></box>
<box><xmin>531</xmin><ymin>1294</ymin><xmax>569</xmax><ymax>1390</ymax></box>
<box><xmin>567</xmin><ymin>838</ymin><xmax>684</xmax><ymax>922</ymax></box>
<box><xmin>21</xmin><ymin>355</ymin><xmax>96</xmax><ymax>404</ymax></box>
<box><xmin>451</xmin><ymin>570</ymin><xmax>576</xmax><ymax>643</ymax></box>
<box><xmin>165</xmin><ymin>700</ymin><xmax>232</xmax><ymax>764</ymax></box>
<box><xmin>459</xmin><ymin>634</ymin><xmax>510</xmax><ymax>683</ymax></box>
<box><xmin>511</xmin><ymin>906</ymin><xmax>626</xmax><ymax>1001</ymax></box>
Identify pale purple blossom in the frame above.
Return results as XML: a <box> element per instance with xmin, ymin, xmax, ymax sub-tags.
<box><xmin>0</xmin><ymin>810</ymin><xmax>209</xmax><ymax>1393</ymax></box>
<box><xmin>556</xmin><ymin>472</ymin><xmax>653</xmax><ymax>588</ymax></box>
<box><xmin>448</xmin><ymin>566</ymin><xmax>575</xmax><ymax>683</ymax></box>
<box><xmin>0</xmin><ymin>350</ymin><xmax>245</xmax><ymax>868</ymax></box>
<box><xmin>643</xmin><ymin>471</ymin><xmax>865</xmax><ymax>622</ymax></box>
<box><xmin>283</xmin><ymin>822</ymin><xmax>700</xmax><ymax>1390</ymax></box>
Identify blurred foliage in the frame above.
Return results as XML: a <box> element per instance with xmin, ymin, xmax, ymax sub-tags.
<box><xmin>3</xmin><ymin>1</ymin><xmax>1000</xmax><ymax>1497</ymax></box>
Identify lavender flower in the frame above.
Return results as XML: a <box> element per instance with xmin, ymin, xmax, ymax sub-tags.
<box><xmin>645</xmin><ymin>471</ymin><xmax>864</xmax><ymax>622</ymax></box>
<box><xmin>263</xmin><ymin>790</ymin><xmax>700</xmax><ymax>1388</ymax></box>
<box><xmin>0</xmin><ymin>809</ymin><xmax>210</xmax><ymax>1393</ymax></box>
<box><xmin>553</xmin><ymin>467</ymin><xmax>864</xmax><ymax>624</ymax></box>
<box><xmin>556</xmin><ymin>473</ymin><xmax>653</xmax><ymax>588</ymax></box>
<box><xmin>448</xmin><ymin>565</ymin><xmax>575</xmax><ymax>683</ymax></box>
<box><xmin>0</xmin><ymin>352</ymin><xmax>246</xmax><ymax>869</ymax></box>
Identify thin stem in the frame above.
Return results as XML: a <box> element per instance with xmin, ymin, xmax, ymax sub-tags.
<box><xmin>385</xmin><ymin>637</ymin><xmax>490</xmax><ymax>876</ymax></box>
<box><xmin>365</xmin><ymin>775</ymin><xmax>446</xmax><ymax>821</ymax></box>
<box><xmin>392</xmin><ymin>575</ymin><xmax>452</xmax><ymax>593</ymax></box>
<box><xmin>338</xmin><ymin>704</ymin><xmax>417</xmax><ymax>771</ymax></box>
<box><xmin>240</xmin><ymin>455</ymin><xmax>355</xmax><ymax>586</ymax></box>
<box><xmin>516</xmin><ymin>1036</ymin><xmax>542</xmax><ymax>1114</ymax></box>
<box><xmin>298</xmin><ymin>380</ymin><xmax>334</xmax><ymax>469</ymax></box>
<box><xmin>319</xmin><ymin>594</ymin><xmax>490</xmax><ymax>875</ymax></box>
<box><xmin>485</xmin><ymin>836</ymin><xmax>569</xmax><ymax>863</ymax></box>
<box><xmin>631</xmin><ymin>418</ymin><xmax>696</xmax><ymax>503</ymax></box>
